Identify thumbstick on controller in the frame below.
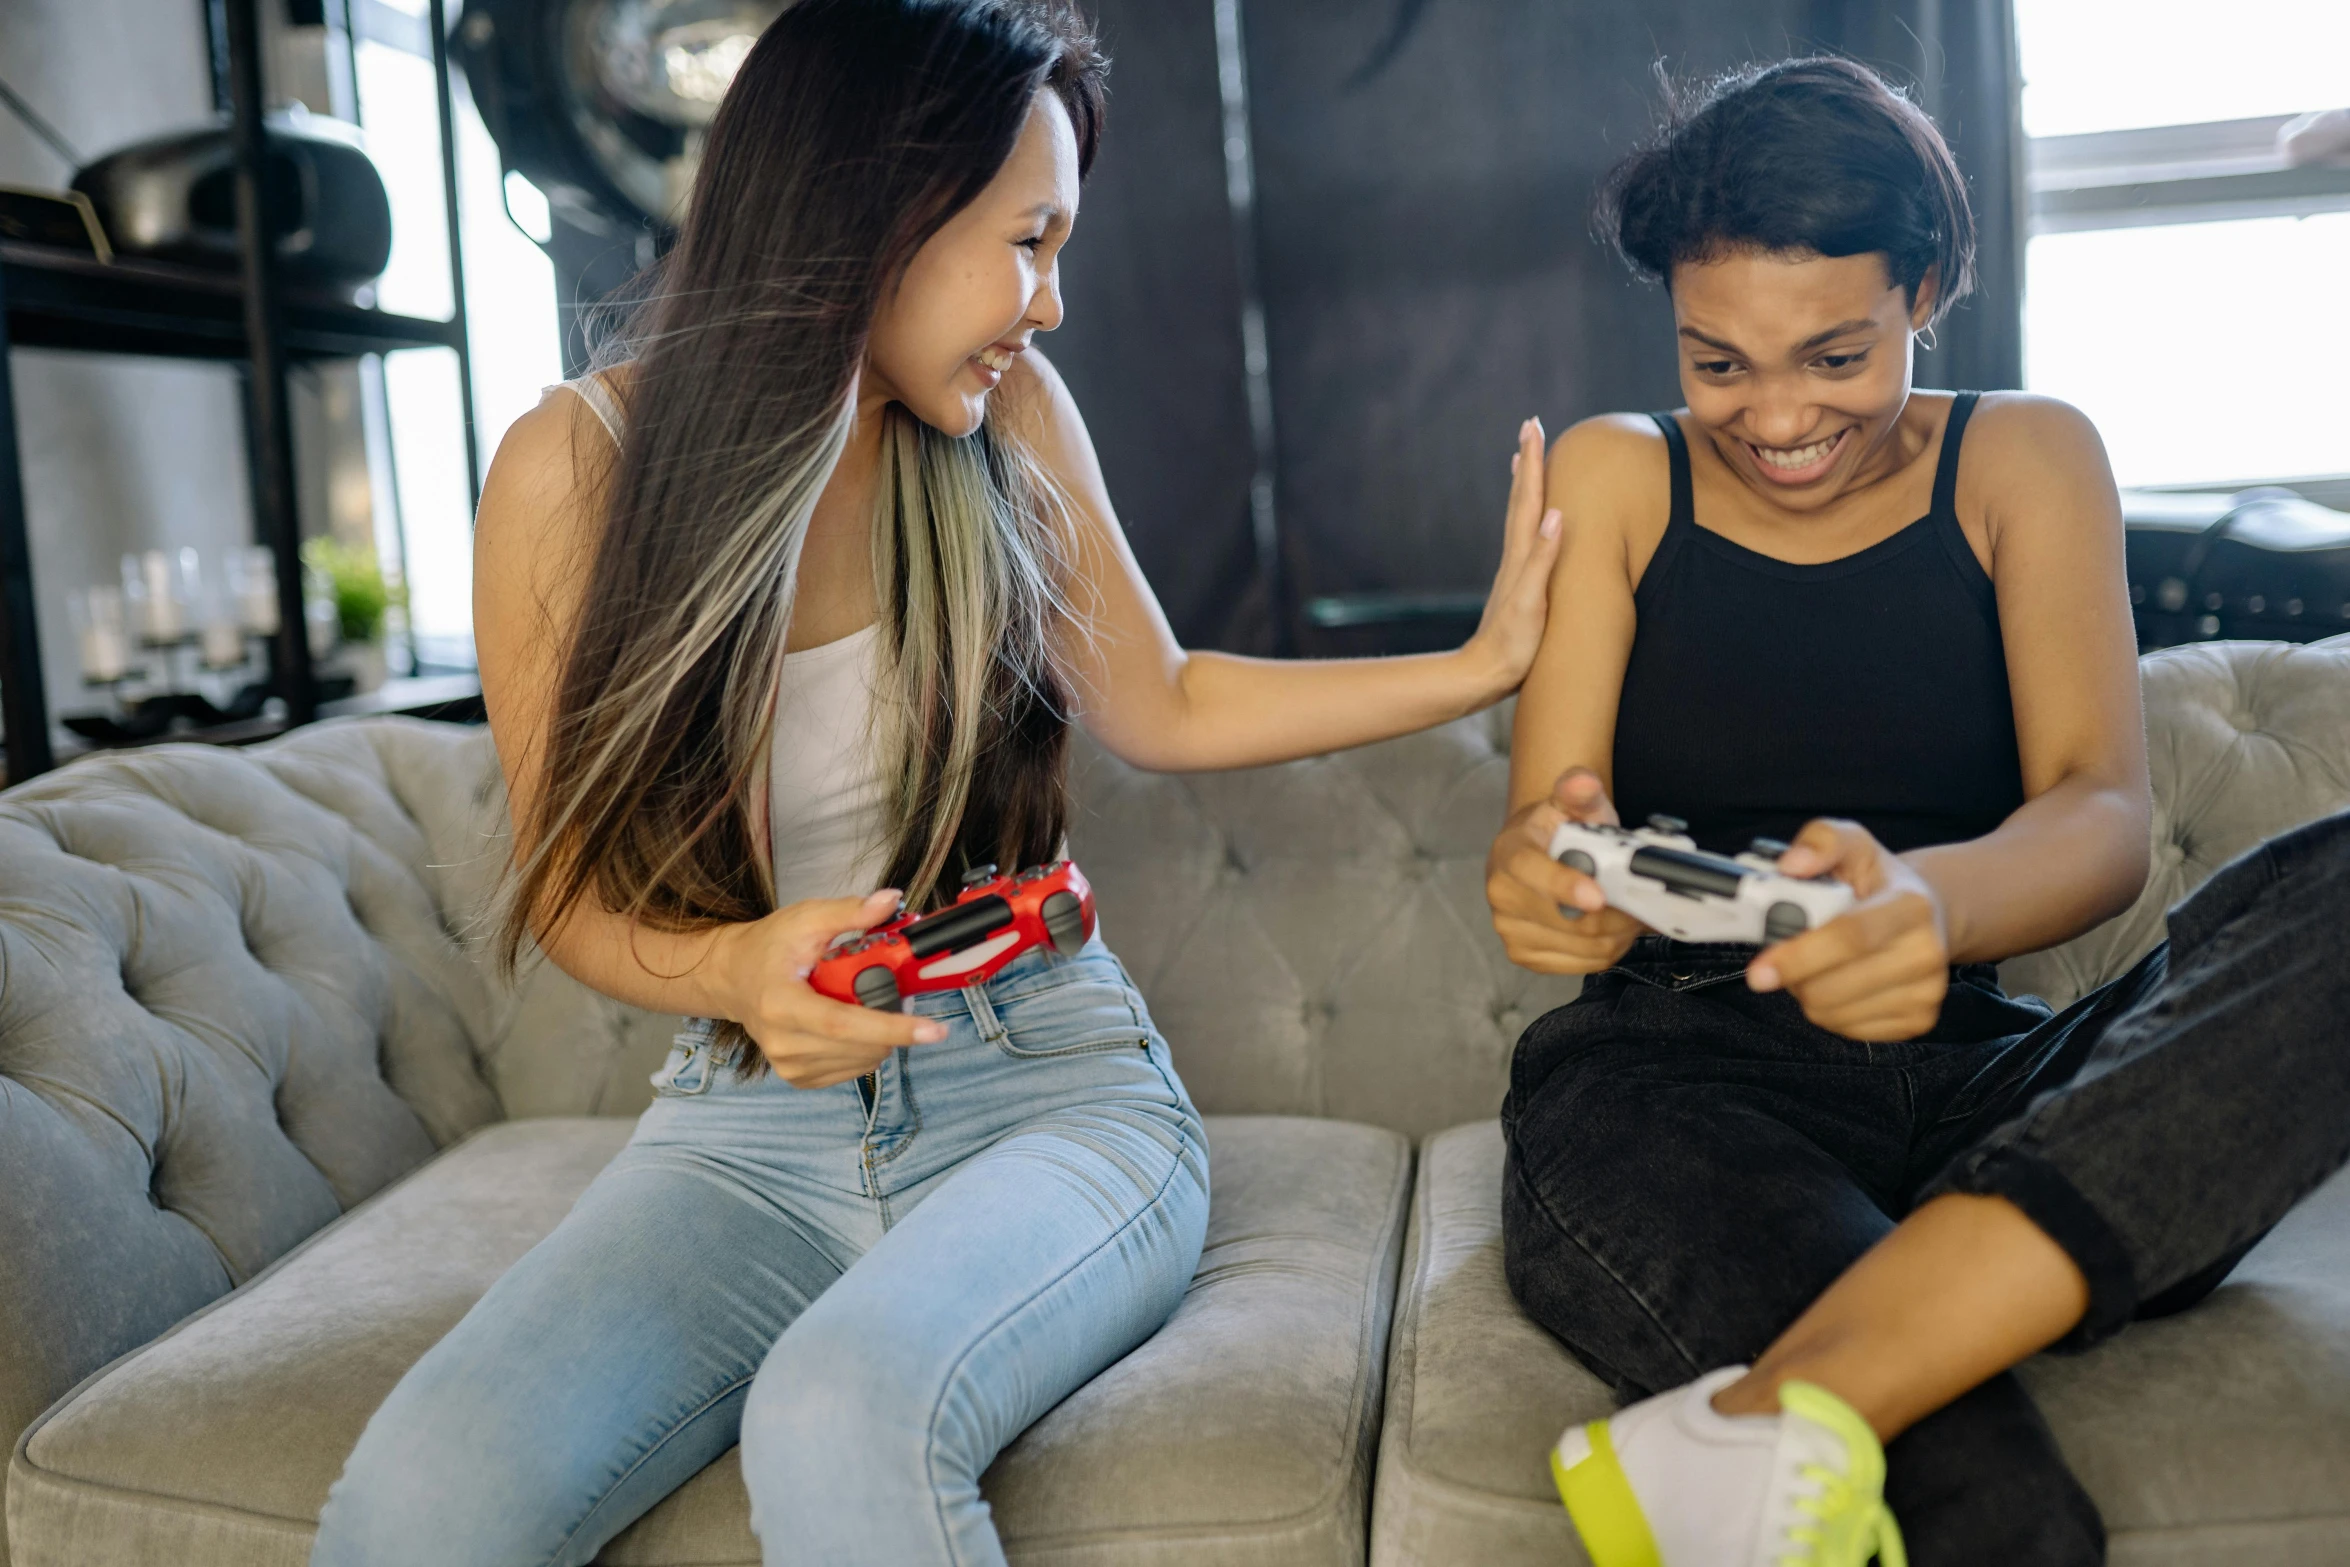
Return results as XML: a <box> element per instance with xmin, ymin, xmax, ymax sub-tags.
<box><xmin>961</xmin><ymin>863</ymin><xmax>1000</xmax><ymax>888</ymax></box>
<box><xmin>1646</xmin><ymin>814</ymin><xmax>1689</xmax><ymax>835</ymax></box>
<box><xmin>853</xmin><ymin>966</ymin><xmax>903</xmax><ymax>1012</ymax></box>
<box><xmin>1763</xmin><ymin>902</ymin><xmax>1809</xmax><ymax>944</ymax></box>
<box><xmin>1748</xmin><ymin>837</ymin><xmax>1791</xmax><ymax>859</ymax></box>
<box><xmin>1041</xmin><ymin>889</ymin><xmax>1087</xmax><ymax>956</ymax></box>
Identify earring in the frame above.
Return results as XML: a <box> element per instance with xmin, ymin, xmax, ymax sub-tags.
<box><xmin>1916</xmin><ymin>323</ymin><xmax>1940</xmax><ymax>352</ymax></box>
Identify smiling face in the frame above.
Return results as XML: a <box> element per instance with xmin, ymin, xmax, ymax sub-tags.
<box><xmin>1670</xmin><ymin>248</ymin><xmax>1937</xmax><ymax>511</ymax></box>
<box><xmin>862</xmin><ymin>91</ymin><xmax>1080</xmax><ymax>438</ymax></box>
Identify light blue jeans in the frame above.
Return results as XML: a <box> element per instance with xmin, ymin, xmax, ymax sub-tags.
<box><xmin>311</xmin><ymin>939</ymin><xmax>1208</xmax><ymax>1567</ymax></box>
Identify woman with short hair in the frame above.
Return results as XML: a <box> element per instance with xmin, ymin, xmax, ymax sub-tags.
<box><xmin>1487</xmin><ymin>55</ymin><xmax>2350</xmax><ymax>1566</ymax></box>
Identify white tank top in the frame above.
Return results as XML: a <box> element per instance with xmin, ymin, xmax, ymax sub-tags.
<box><xmin>555</xmin><ymin>376</ymin><xmax>891</xmax><ymax>906</ymax></box>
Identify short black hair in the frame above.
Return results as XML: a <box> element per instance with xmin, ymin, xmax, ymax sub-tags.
<box><xmin>1593</xmin><ymin>56</ymin><xmax>1975</xmax><ymax>326</ymax></box>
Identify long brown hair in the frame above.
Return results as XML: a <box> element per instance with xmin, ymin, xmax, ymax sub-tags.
<box><xmin>498</xmin><ymin>0</ymin><xmax>1107</xmax><ymax>1043</ymax></box>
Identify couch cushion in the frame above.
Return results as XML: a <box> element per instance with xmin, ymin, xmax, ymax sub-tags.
<box><xmin>1371</xmin><ymin>1122</ymin><xmax>2350</xmax><ymax>1566</ymax></box>
<box><xmin>8</xmin><ymin>1114</ymin><xmax>1411</xmax><ymax>1567</ymax></box>
<box><xmin>1368</xmin><ymin>1121</ymin><xmax>1604</xmax><ymax>1565</ymax></box>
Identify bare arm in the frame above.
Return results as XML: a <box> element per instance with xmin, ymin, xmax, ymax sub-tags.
<box><xmin>1002</xmin><ymin>353</ymin><xmax>1561</xmax><ymax>771</ymax></box>
<box><xmin>1906</xmin><ymin>396</ymin><xmax>2149</xmax><ymax>960</ymax></box>
<box><xmin>1757</xmin><ymin>396</ymin><xmax>2151</xmax><ymax>1035</ymax></box>
<box><xmin>473</xmin><ymin>391</ymin><xmax>937</xmax><ymax>1084</ymax></box>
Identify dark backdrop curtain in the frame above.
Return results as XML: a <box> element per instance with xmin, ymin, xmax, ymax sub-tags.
<box><xmin>1043</xmin><ymin>0</ymin><xmax>2025</xmax><ymax>656</ymax></box>
<box><xmin>1042</xmin><ymin>1</ymin><xmax>1269</xmax><ymax>652</ymax></box>
<box><xmin>1812</xmin><ymin>0</ymin><xmax>2027</xmax><ymax>395</ymax></box>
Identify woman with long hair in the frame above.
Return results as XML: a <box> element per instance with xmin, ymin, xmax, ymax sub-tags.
<box><xmin>310</xmin><ymin>3</ymin><xmax>1561</xmax><ymax>1563</ymax></box>
<box><xmin>1485</xmin><ymin>55</ymin><xmax>2350</xmax><ymax>1567</ymax></box>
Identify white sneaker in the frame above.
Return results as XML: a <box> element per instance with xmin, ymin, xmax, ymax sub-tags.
<box><xmin>1550</xmin><ymin>1367</ymin><xmax>1906</xmax><ymax>1567</ymax></box>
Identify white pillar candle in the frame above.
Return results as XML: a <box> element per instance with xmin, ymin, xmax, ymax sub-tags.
<box><xmin>138</xmin><ymin>550</ymin><xmax>184</xmax><ymax>641</ymax></box>
<box><xmin>232</xmin><ymin>547</ymin><xmax>281</xmax><ymax>636</ymax></box>
<box><xmin>75</xmin><ymin>587</ymin><xmax>132</xmax><ymax>681</ymax></box>
<box><xmin>200</xmin><ymin>619</ymin><xmax>246</xmax><ymax>669</ymax></box>
<box><xmin>80</xmin><ymin>621</ymin><xmax>131</xmax><ymax>682</ymax></box>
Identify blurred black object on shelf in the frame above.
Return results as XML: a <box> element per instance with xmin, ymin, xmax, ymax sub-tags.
<box><xmin>70</xmin><ymin>110</ymin><xmax>391</xmax><ymax>287</ymax></box>
<box><xmin>51</xmin><ymin>672</ymin><xmax>479</xmax><ymax>765</ymax></box>
<box><xmin>2125</xmin><ymin>488</ymin><xmax>2350</xmax><ymax>651</ymax></box>
<box><xmin>60</xmin><ymin>682</ymin><xmax>284</xmax><ymax>747</ymax></box>
<box><xmin>0</xmin><ymin>186</ymin><xmax>111</xmax><ymax>260</ymax></box>
<box><xmin>457</xmin><ymin>0</ymin><xmax>784</xmax><ymax>233</ymax></box>
<box><xmin>1302</xmin><ymin>590</ymin><xmax>1486</xmax><ymax>658</ymax></box>
<box><xmin>1301</xmin><ymin>486</ymin><xmax>2350</xmax><ymax>662</ymax></box>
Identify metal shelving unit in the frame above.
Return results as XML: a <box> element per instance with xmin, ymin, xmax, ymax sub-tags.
<box><xmin>0</xmin><ymin>0</ymin><xmax>477</xmax><ymax>783</ymax></box>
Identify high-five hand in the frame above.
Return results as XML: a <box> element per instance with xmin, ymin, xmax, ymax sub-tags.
<box><xmin>1463</xmin><ymin>418</ymin><xmax>1565</xmax><ymax>692</ymax></box>
<box><xmin>1487</xmin><ymin>767</ymin><xmax>1649</xmax><ymax>974</ymax></box>
<box><xmin>1746</xmin><ymin>820</ymin><xmax>1951</xmax><ymax>1040</ymax></box>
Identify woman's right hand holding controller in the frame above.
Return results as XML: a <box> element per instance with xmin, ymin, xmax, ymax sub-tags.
<box><xmin>1486</xmin><ymin>768</ymin><xmax>1649</xmax><ymax>974</ymax></box>
<box><xmin>710</xmin><ymin>889</ymin><xmax>948</xmax><ymax>1088</ymax></box>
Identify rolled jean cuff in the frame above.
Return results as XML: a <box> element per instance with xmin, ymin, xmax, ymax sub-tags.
<box><xmin>1926</xmin><ymin>1144</ymin><xmax>2138</xmax><ymax>1351</ymax></box>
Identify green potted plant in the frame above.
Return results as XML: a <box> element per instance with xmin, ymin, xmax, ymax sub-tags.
<box><xmin>301</xmin><ymin>537</ymin><xmax>403</xmax><ymax>693</ymax></box>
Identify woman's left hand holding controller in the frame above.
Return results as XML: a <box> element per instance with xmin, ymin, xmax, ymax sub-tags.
<box><xmin>1746</xmin><ymin>818</ymin><xmax>1952</xmax><ymax>1041</ymax></box>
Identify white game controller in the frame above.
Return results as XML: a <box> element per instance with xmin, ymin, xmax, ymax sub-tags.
<box><xmin>1547</xmin><ymin>814</ymin><xmax>1857</xmax><ymax>945</ymax></box>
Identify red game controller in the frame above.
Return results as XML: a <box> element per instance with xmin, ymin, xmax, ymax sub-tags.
<box><xmin>809</xmin><ymin>860</ymin><xmax>1096</xmax><ymax>1012</ymax></box>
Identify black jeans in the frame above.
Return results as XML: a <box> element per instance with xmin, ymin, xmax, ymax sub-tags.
<box><xmin>1501</xmin><ymin>809</ymin><xmax>2350</xmax><ymax>1566</ymax></box>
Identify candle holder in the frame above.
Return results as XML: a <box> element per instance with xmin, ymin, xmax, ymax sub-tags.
<box><xmin>225</xmin><ymin>546</ymin><xmax>281</xmax><ymax>639</ymax></box>
<box><xmin>68</xmin><ymin>586</ymin><xmax>141</xmax><ymax>687</ymax></box>
<box><xmin>198</xmin><ymin>620</ymin><xmax>251</xmax><ymax>673</ymax></box>
<box><xmin>123</xmin><ymin>548</ymin><xmax>199</xmax><ymax>649</ymax></box>
<box><xmin>62</xmin><ymin>560</ymin><xmax>280</xmax><ymax>750</ymax></box>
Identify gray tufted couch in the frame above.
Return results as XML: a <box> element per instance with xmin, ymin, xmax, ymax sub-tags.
<box><xmin>5</xmin><ymin>635</ymin><xmax>2349</xmax><ymax>1567</ymax></box>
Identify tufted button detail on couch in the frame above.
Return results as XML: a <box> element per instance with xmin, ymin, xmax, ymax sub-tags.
<box><xmin>1067</xmin><ymin>699</ymin><xmax>1582</xmax><ymax>1136</ymax></box>
<box><xmin>2002</xmin><ymin>636</ymin><xmax>2350</xmax><ymax>1009</ymax></box>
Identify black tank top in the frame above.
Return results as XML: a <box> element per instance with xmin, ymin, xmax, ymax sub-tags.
<box><xmin>1610</xmin><ymin>394</ymin><xmax>2024</xmax><ymax>856</ymax></box>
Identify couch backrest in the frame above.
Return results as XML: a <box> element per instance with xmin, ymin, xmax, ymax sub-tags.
<box><xmin>1062</xmin><ymin>705</ymin><xmax>1583</xmax><ymax>1134</ymax></box>
<box><xmin>1063</xmin><ymin>636</ymin><xmax>2350</xmax><ymax>1127</ymax></box>
<box><xmin>2000</xmin><ymin>635</ymin><xmax>2350</xmax><ymax>1006</ymax></box>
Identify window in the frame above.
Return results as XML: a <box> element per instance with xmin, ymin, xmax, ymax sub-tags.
<box><xmin>348</xmin><ymin>0</ymin><xmax>561</xmax><ymax>669</ymax></box>
<box><xmin>2015</xmin><ymin>0</ymin><xmax>2350</xmax><ymax>491</ymax></box>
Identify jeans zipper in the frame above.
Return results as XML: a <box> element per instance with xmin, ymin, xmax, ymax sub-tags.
<box><xmin>856</xmin><ymin>1068</ymin><xmax>880</xmax><ymax>1203</ymax></box>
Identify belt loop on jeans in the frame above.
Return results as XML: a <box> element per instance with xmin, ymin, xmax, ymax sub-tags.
<box><xmin>961</xmin><ymin>980</ymin><xmax>1006</xmax><ymax>1045</ymax></box>
<box><xmin>653</xmin><ymin>1020</ymin><xmax>719</xmax><ymax>1096</ymax></box>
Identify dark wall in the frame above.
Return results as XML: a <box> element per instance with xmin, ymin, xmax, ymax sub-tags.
<box><xmin>1043</xmin><ymin>0</ymin><xmax>1266</xmax><ymax>652</ymax></box>
<box><xmin>1244</xmin><ymin>0</ymin><xmax>1804</xmax><ymax>654</ymax></box>
<box><xmin>1043</xmin><ymin>0</ymin><xmax>2023</xmax><ymax>655</ymax></box>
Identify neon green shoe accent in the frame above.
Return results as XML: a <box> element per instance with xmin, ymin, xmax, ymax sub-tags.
<box><xmin>1552</xmin><ymin>1419</ymin><xmax>1664</xmax><ymax>1567</ymax></box>
<box><xmin>1773</xmin><ymin>1382</ymin><xmax>1907</xmax><ymax>1567</ymax></box>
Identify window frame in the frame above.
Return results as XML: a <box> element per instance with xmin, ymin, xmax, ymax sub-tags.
<box><xmin>2029</xmin><ymin>112</ymin><xmax>2350</xmax><ymax>235</ymax></box>
<box><xmin>2022</xmin><ymin>105</ymin><xmax>2350</xmax><ymax>497</ymax></box>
